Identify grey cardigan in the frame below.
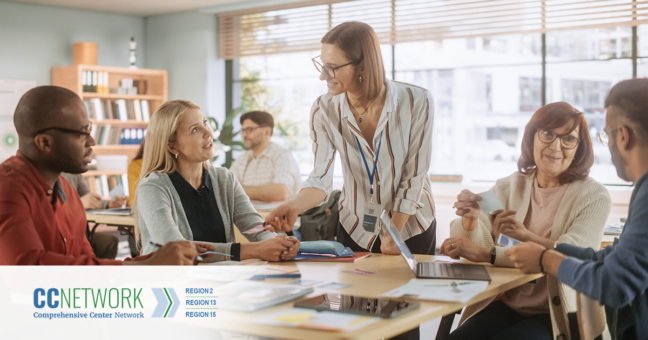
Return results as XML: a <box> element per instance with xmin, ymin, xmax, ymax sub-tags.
<box><xmin>137</xmin><ymin>166</ymin><xmax>276</xmax><ymax>261</ymax></box>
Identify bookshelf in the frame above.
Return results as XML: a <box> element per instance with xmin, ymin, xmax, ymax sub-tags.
<box><xmin>52</xmin><ymin>65</ymin><xmax>167</xmax><ymax>200</ymax></box>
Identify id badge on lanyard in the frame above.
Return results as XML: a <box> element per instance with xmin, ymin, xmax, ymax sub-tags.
<box><xmin>356</xmin><ymin>132</ymin><xmax>383</xmax><ymax>233</ymax></box>
<box><xmin>362</xmin><ymin>201</ymin><xmax>381</xmax><ymax>233</ymax></box>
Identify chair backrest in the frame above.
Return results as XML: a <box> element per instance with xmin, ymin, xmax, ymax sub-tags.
<box><xmin>576</xmin><ymin>291</ymin><xmax>606</xmax><ymax>340</ymax></box>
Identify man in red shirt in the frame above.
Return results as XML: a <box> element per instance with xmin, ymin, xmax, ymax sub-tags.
<box><xmin>0</xmin><ymin>85</ymin><xmax>214</xmax><ymax>265</ymax></box>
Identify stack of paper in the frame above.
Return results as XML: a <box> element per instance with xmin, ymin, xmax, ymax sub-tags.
<box><xmin>256</xmin><ymin>308</ymin><xmax>379</xmax><ymax>331</ymax></box>
<box><xmin>382</xmin><ymin>279</ymin><xmax>489</xmax><ymax>303</ymax></box>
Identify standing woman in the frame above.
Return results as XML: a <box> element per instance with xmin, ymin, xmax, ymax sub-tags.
<box><xmin>267</xmin><ymin>21</ymin><xmax>436</xmax><ymax>258</ymax></box>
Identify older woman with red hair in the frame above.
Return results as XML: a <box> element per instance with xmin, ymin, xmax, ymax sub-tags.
<box><xmin>440</xmin><ymin>102</ymin><xmax>611</xmax><ymax>340</ymax></box>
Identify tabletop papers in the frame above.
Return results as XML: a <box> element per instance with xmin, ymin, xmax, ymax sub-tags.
<box><xmin>382</xmin><ymin>279</ymin><xmax>488</xmax><ymax>303</ymax></box>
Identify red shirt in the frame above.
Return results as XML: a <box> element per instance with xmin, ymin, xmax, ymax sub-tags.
<box><xmin>0</xmin><ymin>152</ymin><xmax>124</xmax><ymax>265</ymax></box>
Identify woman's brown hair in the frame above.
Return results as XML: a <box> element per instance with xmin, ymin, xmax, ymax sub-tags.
<box><xmin>518</xmin><ymin>102</ymin><xmax>594</xmax><ymax>184</ymax></box>
<box><xmin>321</xmin><ymin>21</ymin><xmax>385</xmax><ymax>103</ymax></box>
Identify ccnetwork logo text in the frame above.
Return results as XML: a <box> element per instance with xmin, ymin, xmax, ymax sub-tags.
<box><xmin>33</xmin><ymin>288</ymin><xmax>144</xmax><ymax>309</ymax></box>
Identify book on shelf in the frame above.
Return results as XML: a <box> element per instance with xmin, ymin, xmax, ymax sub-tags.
<box><xmin>92</xmin><ymin>71</ymin><xmax>98</xmax><ymax>93</ymax></box>
<box><xmin>84</xmin><ymin>99</ymin><xmax>95</xmax><ymax>119</ymax></box>
<box><xmin>133</xmin><ymin>99</ymin><xmax>142</xmax><ymax>121</ymax></box>
<box><xmin>86</xmin><ymin>98</ymin><xmax>150</xmax><ymax>123</ymax></box>
<box><xmin>91</xmin><ymin>98</ymin><xmax>103</xmax><ymax>122</ymax></box>
<box><xmin>116</xmin><ymin>99</ymin><xmax>128</xmax><ymax>121</ymax></box>
<box><xmin>82</xmin><ymin>71</ymin><xmax>109</xmax><ymax>94</ymax></box>
<box><xmin>91</xmin><ymin>125</ymin><xmax>146</xmax><ymax>145</ymax></box>
<box><xmin>141</xmin><ymin>100</ymin><xmax>150</xmax><ymax>122</ymax></box>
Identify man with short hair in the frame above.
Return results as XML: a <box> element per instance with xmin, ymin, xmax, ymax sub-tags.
<box><xmin>60</xmin><ymin>172</ymin><xmax>128</xmax><ymax>259</ymax></box>
<box><xmin>506</xmin><ymin>79</ymin><xmax>648</xmax><ymax>340</ymax></box>
<box><xmin>230</xmin><ymin>111</ymin><xmax>301</xmax><ymax>204</ymax></box>
<box><xmin>0</xmin><ymin>86</ymin><xmax>213</xmax><ymax>265</ymax></box>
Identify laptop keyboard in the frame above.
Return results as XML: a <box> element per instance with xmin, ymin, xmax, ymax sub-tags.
<box><xmin>418</xmin><ymin>263</ymin><xmax>464</xmax><ymax>278</ymax></box>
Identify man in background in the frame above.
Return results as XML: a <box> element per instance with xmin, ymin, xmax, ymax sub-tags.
<box><xmin>61</xmin><ymin>172</ymin><xmax>128</xmax><ymax>259</ymax></box>
<box><xmin>230</xmin><ymin>111</ymin><xmax>301</xmax><ymax>204</ymax></box>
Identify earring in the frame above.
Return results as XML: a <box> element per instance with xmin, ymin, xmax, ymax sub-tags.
<box><xmin>175</xmin><ymin>153</ymin><xmax>178</xmax><ymax>159</ymax></box>
<box><xmin>359</xmin><ymin>75</ymin><xmax>363</xmax><ymax>83</ymax></box>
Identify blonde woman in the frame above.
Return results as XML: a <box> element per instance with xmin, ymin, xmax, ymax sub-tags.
<box><xmin>440</xmin><ymin>102</ymin><xmax>611</xmax><ymax>340</ymax></box>
<box><xmin>134</xmin><ymin>100</ymin><xmax>300</xmax><ymax>262</ymax></box>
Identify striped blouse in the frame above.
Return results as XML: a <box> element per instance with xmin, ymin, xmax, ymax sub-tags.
<box><xmin>302</xmin><ymin>79</ymin><xmax>436</xmax><ymax>250</ymax></box>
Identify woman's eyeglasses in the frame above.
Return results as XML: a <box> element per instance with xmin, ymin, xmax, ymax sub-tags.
<box><xmin>537</xmin><ymin>128</ymin><xmax>580</xmax><ymax>150</ymax></box>
<box><xmin>312</xmin><ymin>55</ymin><xmax>357</xmax><ymax>79</ymax></box>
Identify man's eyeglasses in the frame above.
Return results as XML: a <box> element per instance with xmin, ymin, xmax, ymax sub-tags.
<box><xmin>36</xmin><ymin>122</ymin><xmax>93</xmax><ymax>139</ymax></box>
<box><xmin>312</xmin><ymin>55</ymin><xmax>357</xmax><ymax>79</ymax></box>
<box><xmin>537</xmin><ymin>128</ymin><xmax>580</xmax><ymax>150</ymax></box>
<box><xmin>241</xmin><ymin>126</ymin><xmax>267</xmax><ymax>135</ymax></box>
<box><xmin>597</xmin><ymin>126</ymin><xmax>620</xmax><ymax>146</ymax></box>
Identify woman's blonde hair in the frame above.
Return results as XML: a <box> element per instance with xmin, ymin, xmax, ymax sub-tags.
<box><xmin>132</xmin><ymin>99</ymin><xmax>207</xmax><ymax>251</ymax></box>
<box><xmin>321</xmin><ymin>21</ymin><xmax>386</xmax><ymax>103</ymax></box>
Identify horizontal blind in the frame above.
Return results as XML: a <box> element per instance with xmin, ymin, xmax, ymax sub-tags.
<box><xmin>219</xmin><ymin>0</ymin><xmax>648</xmax><ymax>59</ymax></box>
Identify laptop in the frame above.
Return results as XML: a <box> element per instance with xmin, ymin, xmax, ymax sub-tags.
<box><xmin>380</xmin><ymin>211</ymin><xmax>491</xmax><ymax>282</ymax></box>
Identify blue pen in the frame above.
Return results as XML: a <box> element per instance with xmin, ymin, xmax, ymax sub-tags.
<box><xmin>149</xmin><ymin>241</ymin><xmax>206</xmax><ymax>262</ymax></box>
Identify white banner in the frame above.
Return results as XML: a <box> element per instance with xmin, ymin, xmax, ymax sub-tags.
<box><xmin>0</xmin><ymin>267</ymin><xmax>270</xmax><ymax>339</ymax></box>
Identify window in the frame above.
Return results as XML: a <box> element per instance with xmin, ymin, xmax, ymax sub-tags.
<box><xmin>224</xmin><ymin>1</ymin><xmax>647</xmax><ymax>186</ymax></box>
<box><xmin>394</xmin><ymin>34</ymin><xmax>541</xmax><ymax>181</ymax></box>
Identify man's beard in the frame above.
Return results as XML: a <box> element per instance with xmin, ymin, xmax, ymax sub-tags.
<box><xmin>610</xmin><ymin>139</ymin><xmax>630</xmax><ymax>182</ymax></box>
<box><xmin>48</xmin><ymin>144</ymin><xmax>88</xmax><ymax>174</ymax></box>
<box><xmin>245</xmin><ymin>139</ymin><xmax>257</xmax><ymax>150</ymax></box>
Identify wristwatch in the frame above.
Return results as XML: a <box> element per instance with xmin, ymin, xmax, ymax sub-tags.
<box><xmin>490</xmin><ymin>247</ymin><xmax>497</xmax><ymax>264</ymax></box>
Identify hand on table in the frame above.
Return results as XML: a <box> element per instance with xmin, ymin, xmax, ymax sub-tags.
<box><xmin>255</xmin><ymin>234</ymin><xmax>296</xmax><ymax>262</ymax></box>
<box><xmin>108</xmin><ymin>195</ymin><xmax>128</xmax><ymax>208</ymax></box>
<box><xmin>439</xmin><ymin>236</ymin><xmax>490</xmax><ymax>262</ymax></box>
<box><xmin>192</xmin><ymin>242</ymin><xmax>217</xmax><ymax>264</ymax></box>
<box><xmin>81</xmin><ymin>193</ymin><xmax>102</xmax><ymax>210</ymax></box>
<box><xmin>132</xmin><ymin>241</ymin><xmax>199</xmax><ymax>266</ymax></box>
<box><xmin>280</xmin><ymin>235</ymin><xmax>300</xmax><ymax>261</ymax></box>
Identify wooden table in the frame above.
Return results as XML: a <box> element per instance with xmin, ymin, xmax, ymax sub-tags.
<box><xmin>179</xmin><ymin>254</ymin><xmax>542</xmax><ymax>340</ymax></box>
<box><xmin>85</xmin><ymin>213</ymin><xmax>136</xmax><ymax>247</ymax></box>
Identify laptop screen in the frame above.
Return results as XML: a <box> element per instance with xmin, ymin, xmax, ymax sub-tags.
<box><xmin>380</xmin><ymin>211</ymin><xmax>417</xmax><ymax>273</ymax></box>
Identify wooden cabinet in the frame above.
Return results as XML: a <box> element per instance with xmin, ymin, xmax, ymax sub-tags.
<box><xmin>52</xmin><ymin>65</ymin><xmax>167</xmax><ymax>198</ymax></box>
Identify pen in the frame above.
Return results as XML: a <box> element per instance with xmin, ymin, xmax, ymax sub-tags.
<box><xmin>149</xmin><ymin>241</ymin><xmax>205</xmax><ymax>262</ymax></box>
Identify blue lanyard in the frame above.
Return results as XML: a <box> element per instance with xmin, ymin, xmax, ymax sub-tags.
<box><xmin>355</xmin><ymin>131</ymin><xmax>383</xmax><ymax>195</ymax></box>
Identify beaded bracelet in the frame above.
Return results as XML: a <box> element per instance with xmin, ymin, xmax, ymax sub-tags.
<box><xmin>538</xmin><ymin>248</ymin><xmax>550</xmax><ymax>274</ymax></box>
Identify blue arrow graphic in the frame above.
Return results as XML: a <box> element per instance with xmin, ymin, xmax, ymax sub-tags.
<box><xmin>152</xmin><ymin>288</ymin><xmax>169</xmax><ymax>318</ymax></box>
<box><xmin>167</xmin><ymin>288</ymin><xmax>180</xmax><ymax>318</ymax></box>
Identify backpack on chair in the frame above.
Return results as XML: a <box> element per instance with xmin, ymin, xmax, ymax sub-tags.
<box><xmin>298</xmin><ymin>190</ymin><xmax>341</xmax><ymax>241</ymax></box>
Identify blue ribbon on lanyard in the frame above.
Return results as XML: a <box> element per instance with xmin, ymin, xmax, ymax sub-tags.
<box><xmin>355</xmin><ymin>131</ymin><xmax>383</xmax><ymax>195</ymax></box>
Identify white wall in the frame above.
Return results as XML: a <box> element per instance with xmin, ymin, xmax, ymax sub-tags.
<box><xmin>144</xmin><ymin>11</ymin><xmax>225</xmax><ymax>122</ymax></box>
<box><xmin>0</xmin><ymin>1</ymin><xmax>145</xmax><ymax>86</ymax></box>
